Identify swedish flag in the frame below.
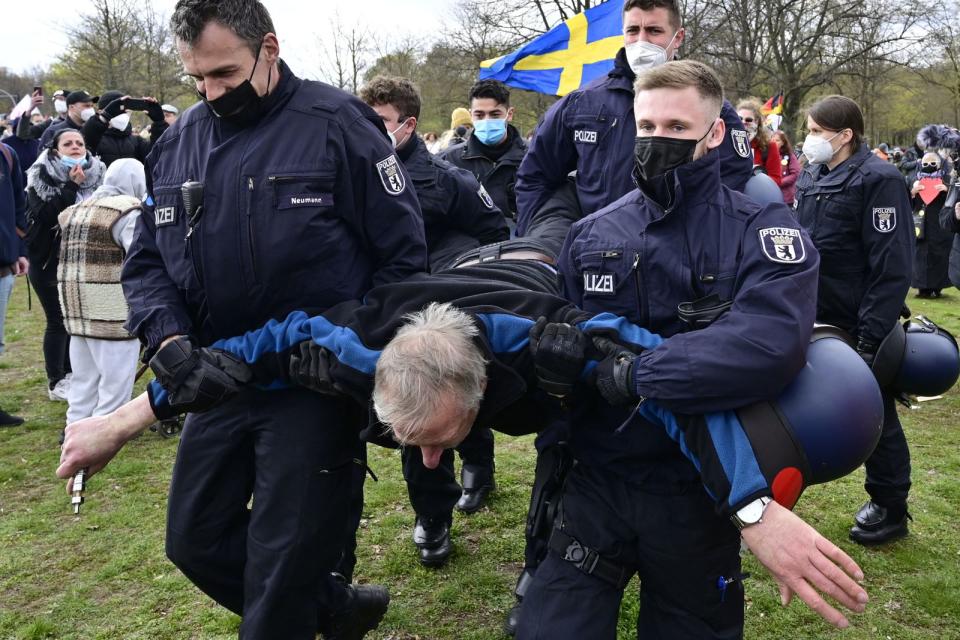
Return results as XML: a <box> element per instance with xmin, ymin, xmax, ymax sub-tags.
<box><xmin>479</xmin><ymin>2</ymin><xmax>623</xmax><ymax>97</ymax></box>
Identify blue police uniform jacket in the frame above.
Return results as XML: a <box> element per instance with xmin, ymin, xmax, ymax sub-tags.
<box><xmin>559</xmin><ymin>147</ymin><xmax>820</xmax><ymax>489</ymax></box>
<box><xmin>147</xmin><ymin>257</ymin><xmax>806</xmax><ymax>514</ymax></box>
<box><xmin>398</xmin><ymin>134</ymin><xmax>509</xmax><ymax>271</ymax></box>
<box><xmin>122</xmin><ymin>61</ymin><xmax>427</xmax><ymax>349</ymax></box>
<box><xmin>794</xmin><ymin>144</ymin><xmax>913</xmax><ymax>347</ymax></box>
<box><xmin>515</xmin><ymin>48</ymin><xmax>754</xmax><ymax>233</ymax></box>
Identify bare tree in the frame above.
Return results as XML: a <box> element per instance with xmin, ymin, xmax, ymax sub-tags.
<box><xmin>316</xmin><ymin>12</ymin><xmax>371</xmax><ymax>94</ymax></box>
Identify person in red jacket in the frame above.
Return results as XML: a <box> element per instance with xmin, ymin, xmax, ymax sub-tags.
<box><xmin>772</xmin><ymin>130</ymin><xmax>803</xmax><ymax>206</ymax></box>
<box><xmin>737</xmin><ymin>98</ymin><xmax>782</xmax><ymax>184</ymax></box>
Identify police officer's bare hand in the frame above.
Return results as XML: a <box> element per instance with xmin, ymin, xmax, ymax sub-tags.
<box><xmin>741</xmin><ymin>501</ymin><xmax>868</xmax><ymax>629</ymax></box>
<box><xmin>69</xmin><ymin>164</ymin><xmax>85</xmax><ymax>184</ymax></box>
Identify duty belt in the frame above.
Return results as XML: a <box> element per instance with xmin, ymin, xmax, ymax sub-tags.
<box><xmin>548</xmin><ymin>528</ymin><xmax>633</xmax><ymax>589</ymax></box>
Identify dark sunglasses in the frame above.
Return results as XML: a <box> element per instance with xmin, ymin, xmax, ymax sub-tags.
<box><xmin>742</xmin><ymin>117</ymin><xmax>755</xmax><ymax>123</ymax></box>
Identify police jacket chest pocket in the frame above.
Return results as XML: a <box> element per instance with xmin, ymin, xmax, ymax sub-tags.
<box><xmin>410</xmin><ymin>174</ymin><xmax>446</xmax><ymax>227</ymax></box>
<box><xmin>569</xmin><ymin>115</ymin><xmax>618</xmax><ymax>181</ymax></box>
<box><xmin>576</xmin><ymin>248</ymin><xmax>639</xmax><ymax>319</ymax></box>
<box><xmin>246</xmin><ymin>172</ymin><xmax>341</xmax><ymax>284</ymax></box>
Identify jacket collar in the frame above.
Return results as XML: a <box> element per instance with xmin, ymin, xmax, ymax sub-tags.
<box><xmin>397</xmin><ymin>131</ymin><xmax>424</xmax><ymax>164</ymax></box>
<box><xmin>807</xmin><ymin>143</ymin><xmax>871</xmax><ymax>188</ymax></box>
<box><xmin>606</xmin><ymin>47</ymin><xmax>636</xmax><ymax>93</ymax></box>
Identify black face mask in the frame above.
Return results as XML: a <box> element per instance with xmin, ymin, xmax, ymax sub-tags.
<box><xmin>199</xmin><ymin>43</ymin><xmax>271</xmax><ymax>126</ymax></box>
<box><xmin>633</xmin><ymin>125</ymin><xmax>714</xmax><ymax>181</ymax></box>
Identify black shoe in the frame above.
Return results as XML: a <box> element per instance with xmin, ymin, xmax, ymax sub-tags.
<box><xmin>413</xmin><ymin>516</ymin><xmax>452</xmax><ymax>567</ymax></box>
<box><xmin>324</xmin><ymin>582</ymin><xmax>390</xmax><ymax>640</ymax></box>
<box><xmin>503</xmin><ymin>570</ymin><xmax>533</xmax><ymax>637</ymax></box>
<box><xmin>849</xmin><ymin>500</ymin><xmax>911</xmax><ymax>545</ymax></box>
<box><xmin>456</xmin><ymin>464</ymin><xmax>495</xmax><ymax>514</ymax></box>
<box><xmin>0</xmin><ymin>409</ymin><xmax>24</xmax><ymax>427</ymax></box>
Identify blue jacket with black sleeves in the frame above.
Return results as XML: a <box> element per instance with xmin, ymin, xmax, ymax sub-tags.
<box><xmin>148</xmin><ymin>258</ymin><xmax>812</xmax><ymax>516</ymax></box>
<box><xmin>122</xmin><ymin>61</ymin><xmax>427</xmax><ymax>349</ymax></box>
<box><xmin>558</xmin><ymin>147</ymin><xmax>819</xmax><ymax>493</ymax></box>
<box><xmin>515</xmin><ymin>48</ymin><xmax>754</xmax><ymax>233</ymax></box>
<box><xmin>794</xmin><ymin>144</ymin><xmax>913</xmax><ymax>348</ymax></box>
<box><xmin>399</xmin><ymin>134</ymin><xmax>509</xmax><ymax>271</ymax></box>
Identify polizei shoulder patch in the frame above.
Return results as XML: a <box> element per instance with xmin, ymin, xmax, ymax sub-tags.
<box><xmin>873</xmin><ymin>207</ymin><xmax>896</xmax><ymax>233</ymax></box>
<box><xmin>376</xmin><ymin>154</ymin><xmax>406</xmax><ymax>196</ymax></box>
<box><xmin>758</xmin><ymin>227</ymin><xmax>806</xmax><ymax>264</ymax></box>
<box><xmin>731</xmin><ymin>129</ymin><xmax>751</xmax><ymax>159</ymax></box>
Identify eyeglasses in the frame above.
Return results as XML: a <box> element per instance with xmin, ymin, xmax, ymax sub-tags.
<box><xmin>742</xmin><ymin>117</ymin><xmax>755</xmax><ymax>123</ymax></box>
<box><xmin>921</xmin><ymin>163</ymin><xmax>939</xmax><ymax>170</ymax></box>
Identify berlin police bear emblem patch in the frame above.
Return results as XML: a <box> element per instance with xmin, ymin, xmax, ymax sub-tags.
<box><xmin>731</xmin><ymin>129</ymin><xmax>751</xmax><ymax>159</ymax></box>
<box><xmin>873</xmin><ymin>207</ymin><xmax>896</xmax><ymax>233</ymax></box>
<box><xmin>376</xmin><ymin>154</ymin><xmax>406</xmax><ymax>196</ymax></box>
<box><xmin>759</xmin><ymin>227</ymin><xmax>806</xmax><ymax>264</ymax></box>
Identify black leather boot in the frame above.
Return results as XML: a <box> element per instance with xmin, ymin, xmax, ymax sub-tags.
<box><xmin>324</xmin><ymin>578</ymin><xmax>390</xmax><ymax>640</ymax></box>
<box><xmin>413</xmin><ymin>516</ymin><xmax>452</xmax><ymax>567</ymax></box>
<box><xmin>503</xmin><ymin>569</ymin><xmax>534</xmax><ymax>636</ymax></box>
<box><xmin>849</xmin><ymin>500</ymin><xmax>911</xmax><ymax>545</ymax></box>
<box><xmin>456</xmin><ymin>464</ymin><xmax>495</xmax><ymax>514</ymax></box>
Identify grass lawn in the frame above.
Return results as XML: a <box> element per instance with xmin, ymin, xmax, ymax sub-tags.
<box><xmin>1</xmin><ymin>277</ymin><xmax>958</xmax><ymax>640</ymax></box>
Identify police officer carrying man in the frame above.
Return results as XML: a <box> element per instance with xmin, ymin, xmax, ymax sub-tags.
<box><xmin>515</xmin><ymin>0</ymin><xmax>753</xmax><ymax>235</ymax></box>
<box><xmin>441</xmin><ymin>79</ymin><xmax>528</xmax><ymax>224</ymax></box>
<box><xmin>516</xmin><ymin>60</ymin><xmax>870</xmax><ymax>639</ymax></box>
<box><xmin>794</xmin><ymin>95</ymin><xmax>915</xmax><ymax>545</ymax></box>
<box><xmin>357</xmin><ymin>75</ymin><xmax>509</xmax><ymax>567</ymax></box>
<box><xmin>504</xmin><ymin>1</ymin><xmax>754</xmax><ymax>632</ymax></box>
<box><xmin>119</xmin><ymin>1</ymin><xmax>427</xmax><ymax>638</ymax></box>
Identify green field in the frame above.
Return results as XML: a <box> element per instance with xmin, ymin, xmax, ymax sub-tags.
<box><xmin>1</xmin><ymin>278</ymin><xmax>958</xmax><ymax>640</ymax></box>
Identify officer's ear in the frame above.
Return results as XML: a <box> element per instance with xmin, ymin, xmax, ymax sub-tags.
<box><xmin>260</xmin><ymin>33</ymin><xmax>280</xmax><ymax>66</ymax></box>
<box><xmin>705</xmin><ymin>117</ymin><xmax>726</xmax><ymax>150</ymax></box>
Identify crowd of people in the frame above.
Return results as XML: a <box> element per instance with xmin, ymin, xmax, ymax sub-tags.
<box><xmin>1</xmin><ymin>0</ymin><xmax>959</xmax><ymax>638</ymax></box>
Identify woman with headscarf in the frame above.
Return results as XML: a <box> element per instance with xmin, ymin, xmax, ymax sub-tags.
<box><xmin>910</xmin><ymin>151</ymin><xmax>954</xmax><ymax>297</ymax></box>
<box><xmin>25</xmin><ymin>129</ymin><xmax>105</xmax><ymax>402</ymax></box>
<box><xmin>57</xmin><ymin>158</ymin><xmax>144</xmax><ymax>425</ymax></box>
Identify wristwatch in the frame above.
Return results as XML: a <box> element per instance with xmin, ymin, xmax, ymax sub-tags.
<box><xmin>731</xmin><ymin>496</ymin><xmax>773</xmax><ymax>531</ymax></box>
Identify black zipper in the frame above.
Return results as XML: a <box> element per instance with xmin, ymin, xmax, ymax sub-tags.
<box><xmin>246</xmin><ymin>176</ymin><xmax>258</xmax><ymax>284</ymax></box>
<box><xmin>632</xmin><ymin>249</ymin><xmax>648</xmax><ymax>327</ymax></box>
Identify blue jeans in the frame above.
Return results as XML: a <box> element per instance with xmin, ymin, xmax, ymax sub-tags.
<box><xmin>0</xmin><ymin>273</ymin><xmax>14</xmax><ymax>355</ymax></box>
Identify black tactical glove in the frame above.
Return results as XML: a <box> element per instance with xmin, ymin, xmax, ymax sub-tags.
<box><xmin>855</xmin><ymin>338</ymin><xmax>878</xmax><ymax>368</ymax></box>
<box><xmin>288</xmin><ymin>340</ymin><xmax>341</xmax><ymax>395</ymax></box>
<box><xmin>590</xmin><ymin>336</ymin><xmax>639</xmax><ymax>406</ymax></box>
<box><xmin>145</xmin><ymin>100</ymin><xmax>165</xmax><ymax>123</ymax></box>
<box><xmin>529</xmin><ymin>317</ymin><xmax>587</xmax><ymax>396</ymax></box>
<box><xmin>101</xmin><ymin>97</ymin><xmax>126</xmax><ymax>119</ymax></box>
<box><xmin>150</xmin><ymin>336</ymin><xmax>253</xmax><ymax>414</ymax></box>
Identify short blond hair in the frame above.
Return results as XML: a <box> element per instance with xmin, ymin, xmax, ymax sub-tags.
<box><xmin>634</xmin><ymin>60</ymin><xmax>724</xmax><ymax>115</ymax></box>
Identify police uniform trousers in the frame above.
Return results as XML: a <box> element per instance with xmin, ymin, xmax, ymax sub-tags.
<box><xmin>517</xmin><ymin>463</ymin><xmax>744</xmax><ymax>640</ymax></box>
<box><xmin>864</xmin><ymin>391</ymin><xmax>912</xmax><ymax>509</ymax></box>
<box><xmin>402</xmin><ymin>425</ymin><xmax>496</xmax><ymax>522</ymax></box>
<box><xmin>164</xmin><ymin>387</ymin><xmax>361</xmax><ymax>639</ymax></box>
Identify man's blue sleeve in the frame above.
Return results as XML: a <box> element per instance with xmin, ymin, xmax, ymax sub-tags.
<box><xmin>515</xmin><ymin>96</ymin><xmax>578</xmax><ymax>234</ymax></box>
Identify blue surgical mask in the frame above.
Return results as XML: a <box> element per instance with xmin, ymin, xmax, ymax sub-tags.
<box><xmin>60</xmin><ymin>156</ymin><xmax>85</xmax><ymax>169</ymax></box>
<box><xmin>473</xmin><ymin>118</ymin><xmax>507</xmax><ymax>146</ymax></box>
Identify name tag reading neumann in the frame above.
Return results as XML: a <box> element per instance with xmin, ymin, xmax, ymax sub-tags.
<box><xmin>280</xmin><ymin>193</ymin><xmax>334</xmax><ymax>210</ymax></box>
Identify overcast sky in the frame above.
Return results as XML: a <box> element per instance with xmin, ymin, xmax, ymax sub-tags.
<box><xmin>0</xmin><ymin>0</ymin><xmax>452</xmax><ymax>77</ymax></box>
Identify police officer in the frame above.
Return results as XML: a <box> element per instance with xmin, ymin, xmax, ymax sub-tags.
<box><xmin>119</xmin><ymin>1</ymin><xmax>427</xmax><ymax>638</ymax></box>
<box><xmin>794</xmin><ymin>95</ymin><xmax>915</xmax><ymax>545</ymax></box>
<box><xmin>516</xmin><ymin>60</ymin><xmax>869</xmax><ymax>639</ymax></box>
<box><xmin>358</xmin><ymin>75</ymin><xmax>509</xmax><ymax>567</ymax></box>
<box><xmin>514</xmin><ymin>0</ymin><xmax>753</xmax><ymax>234</ymax></box>
<box><xmin>441</xmin><ymin>79</ymin><xmax>528</xmax><ymax>223</ymax></box>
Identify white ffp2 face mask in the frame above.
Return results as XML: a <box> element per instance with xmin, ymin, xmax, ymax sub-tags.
<box><xmin>54</xmin><ymin>99</ymin><xmax>67</xmax><ymax>114</ymax></box>
<box><xmin>80</xmin><ymin>107</ymin><xmax>96</xmax><ymax>122</ymax></box>
<box><xmin>110</xmin><ymin>113</ymin><xmax>131</xmax><ymax>131</ymax></box>
<box><xmin>802</xmin><ymin>130</ymin><xmax>843</xmax><ymax>165</ymax></box>
<box><xmin>624</xmin><ymin>31</ymin><xmax>679</xmax><ymax>75</ymax></box>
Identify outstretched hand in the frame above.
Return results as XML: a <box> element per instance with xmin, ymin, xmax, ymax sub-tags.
<box><xmin>741</xmin><ymin>500</ymin><xmax>868</xmax><ymax>629</ymax></box>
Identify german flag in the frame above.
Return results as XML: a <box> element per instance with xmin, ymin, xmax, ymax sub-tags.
<box><xmin>761</xmin><ymin>91</ymin><xmax>784</xmax><ymax>116</ymax></box>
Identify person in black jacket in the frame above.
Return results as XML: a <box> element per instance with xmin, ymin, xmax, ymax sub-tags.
<box><xmin>82</xmin><ymin>91</ymin><xmax>169</xmax><ymax>167</ymax></box>
<box><xmin>24</xmin><ymin>130</ymin><xmax>106</xmax><ymax>402</ymax></box>
<box><xmin>358</xmin><ymin>75</ymin><xmax>510</xmax><ymax>567</ymax></box>
<box><xmin>794</xmin><ymin>95</ymin><xmax>914</xmax><ymax>545</ymax></box>
<box><xmin>441</xmin><ymin>80</ymin><xmax>527</xmax><ymax>223</ymax></box>
<box><xmin>908</xmin><ymin>151</ymin><xmax>953</xmax><ymax>297</ymax></box>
